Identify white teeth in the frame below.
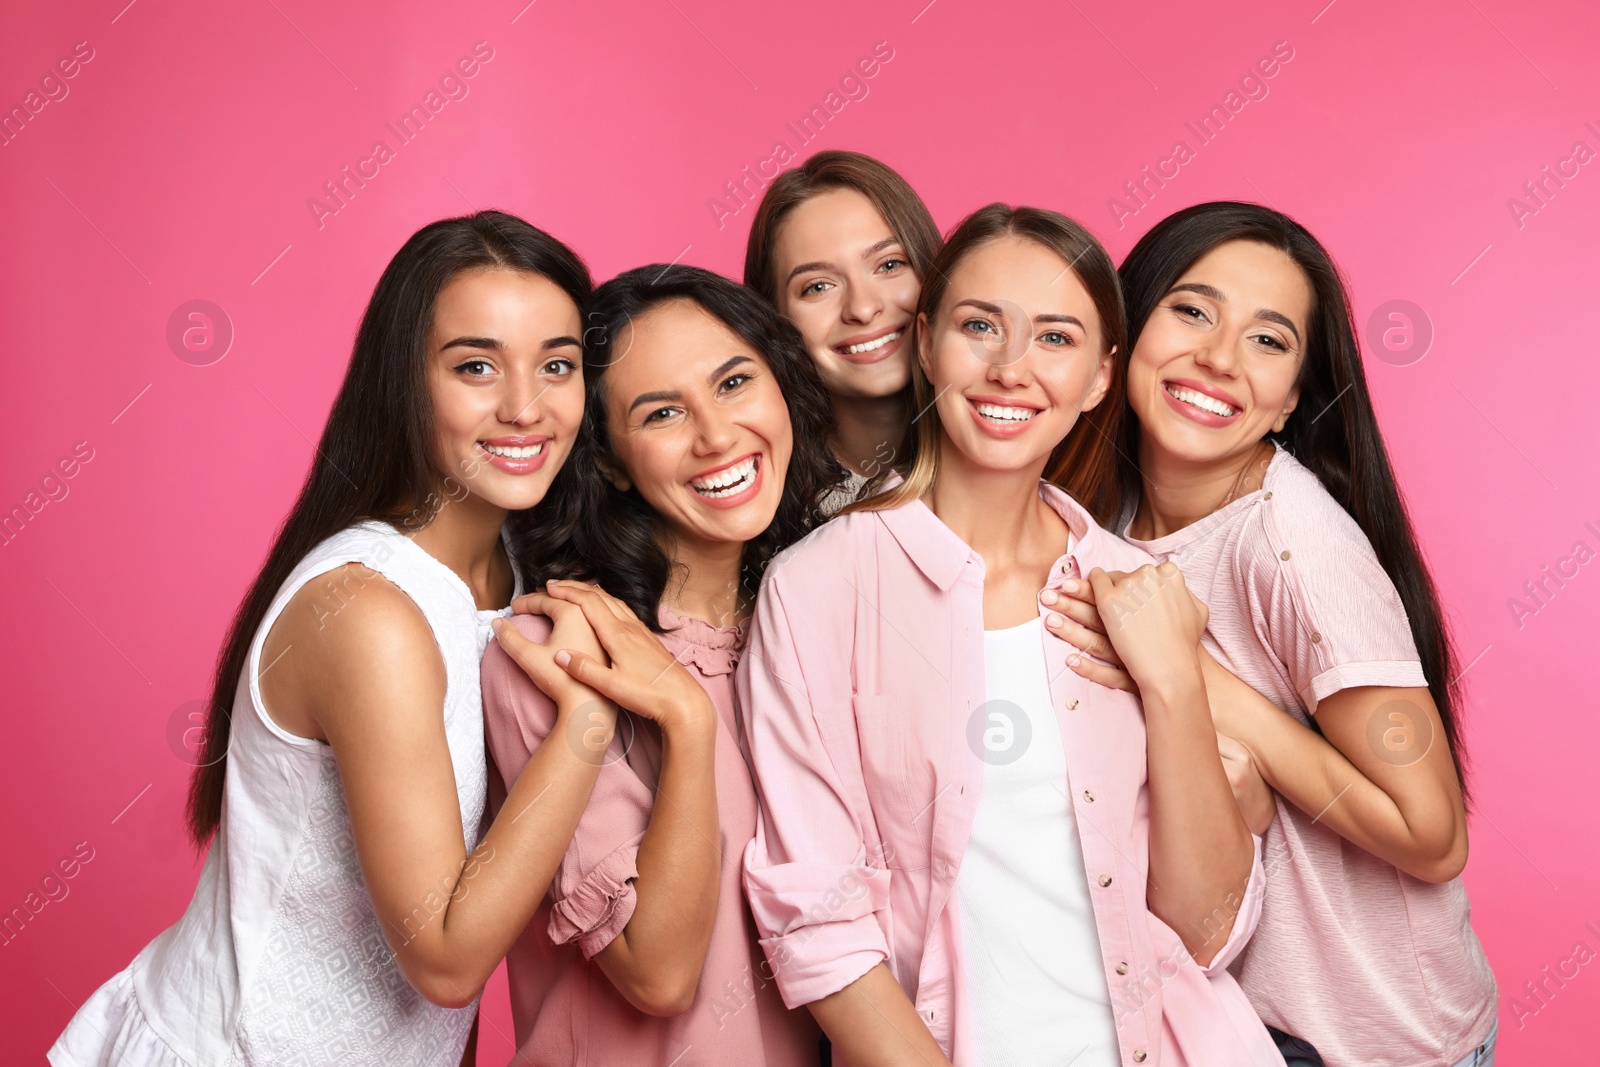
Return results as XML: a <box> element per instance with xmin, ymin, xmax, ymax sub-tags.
<box><xmin>975</xmin><ymin>402</ymin><xmax>1038</xmax><ymax>423</ymax></box>
<box><xmin>843</xmin><ymin>330</ymin><xmax>902</xmax><ymax>355</ymax></box>
<box><xmin>483</xmin><ymin>442</ymin><xmax>545</xmax><ymax>459</ymax></box>
<box><xmin>690</xmin><ymin>456</ymin><xmax>758</xmax><ymax>497</ymax></box>
<box><xmin>1165</xmin><ymin>384</ymin><xmax>1237</xmax><ymax>417</ymax></box>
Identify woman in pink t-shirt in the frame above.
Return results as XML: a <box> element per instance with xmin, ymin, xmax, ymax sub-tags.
<box><xmin>1046</xmin><ymin>202</ymin><xmax>1497</xmax><ymax>1066</ymax></box>
<box><xmin>479</xmin><ymin>264</ymin><xmax>842</xmax><ymax>1066</ymax></box>
<box><xmin>740</xmin><ymin>203</ymin><xmax>1283</xmax><ymax>1067</ymax></box>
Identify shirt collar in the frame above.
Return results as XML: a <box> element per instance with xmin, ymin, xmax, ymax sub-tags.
<box><xmin>872</xmin><ymin>472</ymin><xmax>1110</xmax><ymax>591</ymax></box>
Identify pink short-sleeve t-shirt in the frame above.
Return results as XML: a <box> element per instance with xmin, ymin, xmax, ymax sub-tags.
<box><xmin>1118</xmin><ymin>443</ymin><xmax>1497</xmax><ymax>1067</ymax></box>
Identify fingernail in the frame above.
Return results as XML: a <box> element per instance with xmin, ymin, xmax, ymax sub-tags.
<box><xmin>546</xmin><ymin>578</ymin><xmax>557</xmax><ymax>590</ymax></box>
<box><xmin>554</xmin><ymin>649</ymin><xmax>571</xmax><ymax>667</ymax></box>
<box><xmin>1047</xmin><ymin>613</ymin><xmax>1064</xmax><ymax>627</ymax></box>
<box><xmin>1062</xmin><ymin>579</ymin><xmax>1078</xmax><ymax>592</ymax></box>
<box><xmin>490</xmin><ymin>617</ymin><xmax>503</xmax><ymax>634</ymax></box>
<box><xmin>1041</xmin><ymin>590</ymin><xmax>1058</xmax><ymax>605</ymax></box>
<box><xmin>1067</xmin><ymin>653</ymin><xmax>1081</xmax><ymax>667</ymax></box>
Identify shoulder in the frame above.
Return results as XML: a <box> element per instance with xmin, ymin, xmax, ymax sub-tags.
<box><xmin>766</xmin><ymin>507</ymin><xmax>880</xmax><ymax>580</ymax></box>
<box><xmin>265</xmin><ymin>563</ymin><xmax>445</xmax><ymax>729</ymax></box>
<box><xmin>1256</xmin><ymin>449</ymin><xmax>1375</xmax><ymax>559</ymax></box>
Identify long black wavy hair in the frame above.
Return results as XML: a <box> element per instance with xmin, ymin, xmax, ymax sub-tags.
<box><xmin>187</xmin><ymin>210</ymin><xmax>592</xmax><ymax>847</ymax></box>
<box><xmin>1117</xmin><ymin>201</ymin><xmax>1469</xmax><ymax>800</ymax></box>
<box><xmin>516</xmin><ymin>264</ymin><xmax>846</xmax><ymax>628</ymax></box>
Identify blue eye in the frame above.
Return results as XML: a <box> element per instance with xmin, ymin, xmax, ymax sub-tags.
<box><xmin>1041</xmin><ymin>330</ymin><xmax>1071</xmax><ymax>346</ymax></box>
<box><xmin>878</xmin><ymin>257</ymin><xmax>908</xmax><ymax>273</ymax></box>
<box><xmin>963</xmin><ymin>318</ymin><xmax>997</xmax><ymax>335</ymax></box>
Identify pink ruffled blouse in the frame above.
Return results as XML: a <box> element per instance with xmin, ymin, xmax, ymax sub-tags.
<box><xmin>481</xmin><ymin>604</ymin><xmax>820</xmax><ymax>1067</ymax></box>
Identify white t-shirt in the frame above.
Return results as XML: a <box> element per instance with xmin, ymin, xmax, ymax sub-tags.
<box><xmin>956</xmin><ymin>614</ymin><xmax>1119</xmax><ymax>1066</ymax></box>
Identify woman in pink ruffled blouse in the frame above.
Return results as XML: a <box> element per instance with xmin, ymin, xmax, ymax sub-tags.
<box><xmin>479</xmin><ymin>264</ymin><xmax>844</xmax><ymax>1066</ymax></box>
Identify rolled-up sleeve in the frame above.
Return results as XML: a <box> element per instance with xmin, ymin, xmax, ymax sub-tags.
<box><xmin>481</xmin><ymin>613</ymin><xmax>650</xmax><ymax>960</ymax></box>
<box><xmin>1198</xmin><ymin>832</ymin><xmax>1266</xmax><ymax>976</ymax></box>
<box><xmin>738</xmin><ymin>566</ymin><xmax>893</xmax><ymax>1009</ymax></box>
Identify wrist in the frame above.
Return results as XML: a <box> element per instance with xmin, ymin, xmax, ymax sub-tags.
<box><xmin>1132</xmin><ymin>651</ymin><xmax>1206</xmax><ymax>706</ymax></box>
<box><xmin>658</xmin><ymin>692</ymin><xmax>718</xmax><ymax>741</ymax></box>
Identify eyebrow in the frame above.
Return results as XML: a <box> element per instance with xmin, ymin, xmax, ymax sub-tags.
<box><xmin>783</xmin><ymin>237</ymin><xmax>905</xmax><ymax>287</ymax></box>
<box><xmin>1166</xmin><ymin>283</ymin><xmax>1301</xmax><ymax>344</ymax></box>
<box><xmin>440</xmin><ymin>334</ymin><xmax>582</xmax><ymax>353</ymax></box>
<box><xmin>626</xmin><ymin>354</ymin><xmax>756</xmax><ymax>414</ymax></box>
<box><xmin>953</xmin><ymin>298</ymin><xmax>1084</xmax><ymax>331</ymax></box>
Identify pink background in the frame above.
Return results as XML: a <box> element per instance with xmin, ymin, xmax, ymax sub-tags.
<box><xmin>3</xmin><ymin>0</ymin><xmax>1596</xmax><ymax>1061</ymax></box>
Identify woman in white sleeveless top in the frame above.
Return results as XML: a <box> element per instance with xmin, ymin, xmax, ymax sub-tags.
<box><xmin>50</xmin><ymin>211</ymin><xmax>631</xmax><ymax>1066</ymax></box>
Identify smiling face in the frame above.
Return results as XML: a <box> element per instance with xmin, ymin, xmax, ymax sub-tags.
<box><xmin>601</xmin><ymin>298</ymin><xmax>793</xmax><ymax>555</ymax></box>
<box><xmin>1128</xmin><ymin>239</ymin><xmax>1310</xmax><ymax>468</ymax></box>
<box><xmin>772</xmin><ymin>186</ymin><xmax>921</xmax><ymax>401</ymax></box>
<box><xmin>426</xmin><ymin>267</ymin><xmax>585</xmax><ymax>512</ymax></box>
<box><xmin>919</xmin><ymin>234</ymin><xmax>1113</xmax><ymax>476</ymax></box>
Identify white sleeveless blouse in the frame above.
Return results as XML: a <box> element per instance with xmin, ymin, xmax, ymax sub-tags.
<box><xmin>49</xmin><ymin>521</ymin><xmax>519</xmax><ymax>1067</ymax></box>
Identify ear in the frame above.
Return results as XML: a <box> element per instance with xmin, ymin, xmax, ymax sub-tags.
<box><xmin>597</xmin><ymin>456</ymin><xmax>631</xmax><ymax>493</ymax></box>
<box><xmin>1081</xmin><ymin>345</ymin><xmax>1116</xmax><ymax>413</ymax></box>
<box><xmin>1273</xmin><ymin>383</ymin><xmax>1301</xmax><ymax>433</ymax></box>
<box><xmin>915</xmin><ymin>310</ymin><xmax>934</xmax><ymax>380</ymax></box>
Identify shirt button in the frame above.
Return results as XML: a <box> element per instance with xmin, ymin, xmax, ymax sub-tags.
<box><xmin>1083</xmin><ymin>790</ymin><xmax>1095</xmax><ymax>803</ymax></box>
<box><xmin>1068</xmin><ymin>698</ymin><xmax>1080</xmax><ymax>710</ymax></box>
<box><xmin>1280</xmin><ymin>549</ymin><xmax>1292</xmax><ymax>561</ymax></box>
<box><xmin>1098</xmin><ymin>874</ymin><xmax>1113</xmax><ymax>887</ymax></box>
<box><xmin>1263</xmin><ymin>491</ymin><xmax>1273</xmax><ymax>500</ymax></box>
<box><xmin>1115</xmin><ymin>961</ymin><xmax>1129</xmax><ymax>975</ymax></box>
<box><xmin>1311</xmin><ymin>631</ymin><xmax>1322</xmax><ymax>643</ymax></box>
<box><xmin>1133</xmin><ymin>1049</ymin><xmax>1148</xmax><ymax>1062</ymax></box>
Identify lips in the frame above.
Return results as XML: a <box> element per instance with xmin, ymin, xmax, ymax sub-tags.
<box><xmin>966</xmin><ymin>395</ymin><xmax>1042</xmax><ymax>439</ymax></box>
<box><xmin>1161</xmin><ymin>378</ymin><xmax>1243</xmax><ymax>427</ymax></box>
<box><xmin>477</xmin><ymin>435</ymin><xmax>551</xmax><ymax>475</ymax></box>
<box><xmin>833</xmin><ymin>324</ymin><xmax>908</xmax><ymax>365</ymax></box>
<box><xmin>687</xmin><ymin>452</ymin><xmax>763</xmax><ymax>509</ymax></box>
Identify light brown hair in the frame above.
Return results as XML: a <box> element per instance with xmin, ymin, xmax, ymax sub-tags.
<box><xmin>742</xmin><ymin>149</ymin><xmax>941</xmax><ymax>306</ymax></box>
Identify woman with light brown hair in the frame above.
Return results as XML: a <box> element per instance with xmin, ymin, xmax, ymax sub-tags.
<box><xmin>744</xmin><ymin>150</ymin><xmax>942</xmax><ymax>513</ymax></box>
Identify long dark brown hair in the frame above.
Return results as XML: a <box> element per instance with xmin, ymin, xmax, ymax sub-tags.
<box><xmin>853</xmin><ymin>202</ymin><xmax>1128</xmax><ymax>524</ymax></box>
<box><xmin>185</xmin><ymin>210</ymin><xmax>593</xmax><ymax>848</ymax></box>
<box><xmin>515</xmin><ymin>264</ymin><xmax>845</xmax><ymax>627</ymax></box>
<box><xmin>1116</xmin><ymin>200</ymin><xmax>1469</xmax><ymax>797</ymax></box>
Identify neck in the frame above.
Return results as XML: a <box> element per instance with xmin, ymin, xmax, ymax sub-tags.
<box><xmin>407</xmin><ymin>489</ymin><xmax>512</xmax><ymax>610</ymax></box>
<box><xmin>830</xmin><ymin>391</ymin><xmax>906</xmax><ymax>476</ymax></box>
<box><xmin>1131</xmin><ymin>437</ymin><xmax>1273</xmax><ymax>540</ymax></box>
<box><xmin>660</xmin><ymin>531</ymin><xmax>747</xmax><ymax>629</ymax></box>
<box><xmin>924</xmin><ymin>435</ymin><xmax>1052</xmax><ymax>568</ymax></box>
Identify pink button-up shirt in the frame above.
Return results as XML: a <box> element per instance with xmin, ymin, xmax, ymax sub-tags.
<box><xmin>738</xmin><ymin>480</ymin><xmax>1280</xmax><ymax>1067</ymax></box>
<box><xmin>482</xmin><ymin>605</ymin><xmax>819</xmax><ymax>1067</ymax></box>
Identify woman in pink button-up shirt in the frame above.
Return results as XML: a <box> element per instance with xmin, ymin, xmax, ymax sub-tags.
<box><xmin>481</xmin><ymin>264</ymin><xmax>844</xmax><ymax>1066</ymax></box>
<box><xmin>740</xmin><ymin>203</ymin><xmax>1282</xmax><ymax>1067</ymax></box>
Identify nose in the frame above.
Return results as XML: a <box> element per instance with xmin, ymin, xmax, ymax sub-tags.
<box><xmin>842</xmin><ymin>277</ymin><xmax>884</xmax><ymax>326</ymax></box>
<box><xmin>983</xmin><ymin>317</ymin><xmax>1033</xmax><ymax>387</ymax></box>
<box><xmin>1191</xmin><ymin>332</ymin><xmax>1241</xmax><ymax>377</ymax></box>
<box><xmin>690</xmin><ymin>406</ymin><xmax>738</xmax><ymax>457</ymax></box>
<box><xmin>501</xmin><ymin>364</ymin><xmax>547</xmax><ymax>427</ymax></box>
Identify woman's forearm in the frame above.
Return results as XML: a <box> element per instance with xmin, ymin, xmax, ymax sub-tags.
<box><xmin>595</xmin><ymin>718</ymin><xmax>722</xmax><ymax>1015</ymax></box>
<box><xmin>1139</xmin><ymin>662</ymin><xmax>1255</xmax><ymax>965</ymax></box>
<box><xmin>1200</xmin><ymin>658</ymin><xmax>1466</xmax><ymax>882</ymax></box>
<box><xmin>400</xmin><ymin>696</ymin><xmax>612</xmax><ymax>1007</ymax></box>
<box><xmin>808</xmin><ymin>963</ymin><xmax>953</xmax><ymax>1067</ymax></box>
